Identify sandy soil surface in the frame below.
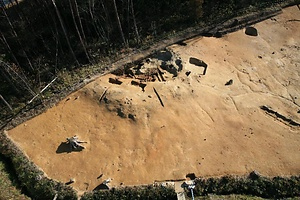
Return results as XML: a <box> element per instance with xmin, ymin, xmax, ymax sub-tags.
<box><xmin>7</xmin><ymin>6</ymin><xmax>300</xmax><ymax>194</ymax></box>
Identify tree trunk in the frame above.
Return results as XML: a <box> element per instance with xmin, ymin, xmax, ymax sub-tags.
<box><xmin>112</xmin><ymin>0</ymin><xmax>127</xmax><ymax>46</ymax></box>
<box><xmin>130</xmin><ymin>0</ymin><xmax>140</xmax><ymax>44</ymax></box>
<box><xmin>51</xmin><ymin>0</ymin><xmax>79</xmax><ymax>66</ymax></box>
<box><xmin>100</xmin><ymin>0</ymin><xmax>112</xmax><ymax>42</ymax></box>
<box><xmin>69</xmin><ymin>0</ymin><xmax>91</xmax><ymax>63</ymax></box>
<box><xmin>1</xmin><ymin>0</ymin><xmax>34</xmax><ymax>71</ymax></box>
<box><xmin>74</xmin><ymin>0</ymin><xmax>87</xmax><ymax>42</ymax></box>
<box><xmin>0</xmin><ymin>31</ymin><xmax>21</xmax><ymax>67</ymax></box>
<box><xmin>0</xmin><ymin>60</ymin><xmax>36</xmax><ymax>96</ymax></box>
<box><xmin>0</xmin><ymin>94</ymin><xmax>13</xmax><ymax>111</ymax></box>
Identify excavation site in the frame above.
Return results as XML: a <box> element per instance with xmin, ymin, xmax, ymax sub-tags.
<box><xmin>5</xmin><ymin>5</ymin><xmax>300</xmax><ymax>196</ymax></box>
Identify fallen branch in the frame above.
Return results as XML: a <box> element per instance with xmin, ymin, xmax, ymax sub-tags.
<box><xmin>0</xmin><ymin>94</ymin><xmax>13</xmax><ymax>111</ymax></box>
<box><xmin>27</xmin><ymin>77</ymin><xmax>57</xmax><ymax>104</ymax></box>
<box><xmin>153</xmin><ymin>87</ymin><xmax>164</xmax><ymax>107</ymax></box>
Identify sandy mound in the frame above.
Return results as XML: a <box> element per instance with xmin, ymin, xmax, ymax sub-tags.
<box><xmin>7</xmin><ymin>6</ymin><xmax>300</xmax><ymax>194</ymax></box>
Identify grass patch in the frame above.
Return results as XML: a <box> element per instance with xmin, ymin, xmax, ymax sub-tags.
<box><xmin>187</xmin><ymin>175</ymin><xmax>300</xmax><ymax>199</ymax></box>
<box><xmin>190</xmin><ymin>194</ymin><xmax>300</xmax><ymax>199</ymax></box>
<box><xmin>0</xmin><ymin>155</ymin><xmax>29</xmax><ymax>200</ymax></box>
<box><xmin>81</xmin><ymin>185</ymin><xmax>177</xmax><ymax>200</ymax></box>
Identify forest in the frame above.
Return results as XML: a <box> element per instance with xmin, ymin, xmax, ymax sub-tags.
<box><xmin>0</xmin><ymin>0</ymin><xmax>294</xmax><ymax>120</ymax></box>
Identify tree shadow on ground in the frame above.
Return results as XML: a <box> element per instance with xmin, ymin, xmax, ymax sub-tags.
<box><xmin>56</xmin><ymin>142</ymin><xmax>84</xmax><ymax>154</ymax></box>
<box><xmin>93</xmin><ymin>183</ymin><xmax>109</xmax><ymax>191</ymax></box>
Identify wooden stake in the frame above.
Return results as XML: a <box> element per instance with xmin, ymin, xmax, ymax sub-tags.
<box><xmin>99</xmin><ymin>88</ymin><xmax>108</xmax><ymax>103</ymax></box>
<box><xmin>153</xmin><ymin>87</ymin><xmax>164</xmax><ymax>107</ymax></box>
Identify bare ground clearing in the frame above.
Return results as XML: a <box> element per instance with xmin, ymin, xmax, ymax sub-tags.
<box><xmin>6</xmin><ymin>6</ymin><xmax>300</xmax><ymax>195</ymax></box>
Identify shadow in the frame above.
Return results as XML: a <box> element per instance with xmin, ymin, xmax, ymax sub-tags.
<box><xmin>175</xmin><ymin>40</ymin><xmax>187</xmax><ymax>46</ymax></box>
<box><xmin>189</xmin><ymin>57</ymin><xmax>208</xmax><ymax>75</ymax></box>
<box><xmin>56</xmin><ymin>142</ymin><xmax>84</xmax><ymax>154</ymax></box>
<box><xmin>181</xmin><ymin>182</ymin><xmax>188</xmax><ymax>189</ymax></box>
<box><xmin>175</xmin><ymin>59</ymin><xmax>183</xmax><ymax>71</ymax></box>
<box><xmin>186</xmin><ymin>173</ymin><xmax>197</xmax><ymax>180</ymax></box>
<box><xmin>109</xmin><ymin>78</ymin><xmax>122</xmax><ymax>85</ymax></box>
<box><xmin>160</xmin><ymin>62</ymin><xmax>178</xmax><ymax>77</ymax></box>
<box><xmin>201</xmin><ymin>32</ymin><xmax>213</xmax><ymax>37</ymax></box>
<box><xmin>93</xmin><ymin>183</ymin><xmax>109</xmax><ymax>191</ymax></box>
<box><xmin>156</xmin><ymin>50</ymin><xmax>172</xmax><ymax>62</ymax></box>
<box><xmin>225</xmin><ymin>79</ymin><xmax>233</xmax><ymax>86</ymax></box>
<box><xmin>65</xmin><ymin>180</ymin><xmax>75</xmax><ymax>185</ymax></box>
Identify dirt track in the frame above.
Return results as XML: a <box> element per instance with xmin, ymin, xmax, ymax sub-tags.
<box><xmin>7</xmin><ymin>6</ymin><xmax>300</xmax><ymax>195</ymax></box>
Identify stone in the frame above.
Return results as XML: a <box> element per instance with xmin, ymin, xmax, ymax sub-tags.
<box><xmin>225</xmin><ymin>79</ymin><xmax>233</xmax><ymax>86</ymax></box>
<box><xmin>185</xmin><ymin>71</ymin><xmax>191</xmax><ymax>76</ymax></box>
<box><xmin>245</xmin><ymin>27</ymin><xmax>258</xmax><ymax>36</ymax></box>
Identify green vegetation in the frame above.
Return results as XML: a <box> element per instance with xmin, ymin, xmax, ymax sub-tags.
<box><xmin>0</xmin><ymin>156</ymin><xmax>29</xmax><ymax>200</ymax></box>
<box><xmin>186</xmin><ymin>175</ymin><xmax>300</xmax><ymax>199</ymax></box>
<box><xmin>0</xmin><ymin>131</ymin><xmax>78</xmax><ymax>200</ymax></box>
<box><xmin>191</xmin><ymin>194</ymin><xmax>299</xmax><ymax>199</ymax></box>
<box><xmin>81</xmin><ymin>185</ymin><xmax>177</xmax><ymax>200</ymax></box>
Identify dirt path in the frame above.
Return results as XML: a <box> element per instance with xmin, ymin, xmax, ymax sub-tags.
<box><xmin>7</xmin><ymin>6</ymin><xmax>300</xmax><ymax>195</ymax></box>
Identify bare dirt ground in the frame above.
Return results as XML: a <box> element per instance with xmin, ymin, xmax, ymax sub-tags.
<box><xmin>7</xmin><ymin>6</ymin><xmax>300</xmax><ymax>195</ymax></box>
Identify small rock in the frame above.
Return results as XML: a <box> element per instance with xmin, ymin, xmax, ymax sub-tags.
<box><xmin>185</xmin><ymin>71</ymin><xmax>191</xmax><ymax>76</ymax></box>
<box><xmin>225</xmin><ymin>79</ymin><xmax>233</xmax><ymax>86</ymax></box>
<box><xmin>102</xmin><ymin>178</ymin><xmax>112</xmax><ymax>185</ymax></box>
<box><xmin>128</xmin><ymin>114</ymin><xmax>135</xmax><ymax>120</ymax></box>
<box><xmin>258</xmin><ymin>55</ymin><xmax>262</xmax><ymax>59</ymax></box>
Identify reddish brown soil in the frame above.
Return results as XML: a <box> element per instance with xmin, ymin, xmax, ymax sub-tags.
<box><xmin>7</xmin><ymin>6</ymin><xmax>300</xmax><ymax>195</ymax></box>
